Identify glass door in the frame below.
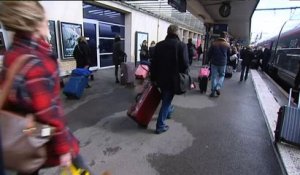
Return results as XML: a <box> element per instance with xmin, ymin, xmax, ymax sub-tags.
<box><xmin>83</xmin><ymin>19</ymin><xmax>99</xmax><ymax>70</ymax></box>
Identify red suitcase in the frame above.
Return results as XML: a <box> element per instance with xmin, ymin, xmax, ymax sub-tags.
<box><xmin>127</xmin><ymin>82</ymin><xmax>161</xmax><ymax>127</ymax></box>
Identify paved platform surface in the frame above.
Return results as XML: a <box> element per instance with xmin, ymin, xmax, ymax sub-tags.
<box><xmin>34</xmin><ymin>61</ymin><xmax>287</xmax><ymax>175</ymax></box>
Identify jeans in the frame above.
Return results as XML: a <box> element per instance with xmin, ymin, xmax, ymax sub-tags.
<box><xmin>156</xmin><ymin>90</ymin><xmax>174</xmax><ymax>130</ymax></box>
<box><xmin>240</xmin><ymin>64</ymin><xmax>250</xmax><ymax>81</ymax></box>
<box><xmin>210</xmin><ymin>64</ymin><xmax>226</xmax><ymax>93</ymax></box>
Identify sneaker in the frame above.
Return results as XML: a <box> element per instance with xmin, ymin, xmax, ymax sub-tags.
<box><xmin>209</xmin><ymin>92</ymin><xmax>216</xmax><ymax>97</ymax></box>
<box><xmin>216</xmin><ymin>89</ymin><xmax>221</xmax><ymax>96</ymax></box>
<box><xmin>167</xmin><ymin>105</ymin><xmax>175</xmax><ymax>119</ymax></box>
<box><xmin>155</xmin><ymin>125</ymin><xmax>169</xmax><ymax>134</ymax></box>
<box><xmin>116</xmin><ymin>79</ymin><xmax>120</xmax><ymax>83</ymax></box>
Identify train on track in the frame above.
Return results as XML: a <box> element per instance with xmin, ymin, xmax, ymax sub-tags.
<box><xmin>256</xmin><ymin>20</ymin><xmax>300</xmax><ymax>89</ymax></box>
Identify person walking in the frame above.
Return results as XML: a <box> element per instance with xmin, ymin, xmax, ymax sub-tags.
<box><xmin>187</xmin><ymin>38</ymin><xmax>196</xmax><ymax>65</ymax></box>
<box><xmin>240</xmin><ymin>46</ymin><xmax>254</xmax><ymax>82</ymax></box>
<box><xmin>207</xmin><ymin>32</ymin><xmax>231</xmax><ymax>97</ymax></box>
<box><xmin>73</xmin><ymin>36</ymin><xmax>91</xmax><ymax>69</ymax></box>
<box><xmin>73</xmin><ymin>36</ymin><xmax>93</xmax><ymax>87</ymax></box>
<box><xmin>151</xmin><ymin>24</ymin><xmax>189</xmax><ymax>134</ymax></box>
<box><xmin>140</xmin><ymin>40</ymin><xmax>149</xmax><ymax>64</ymax></box>
<box><xmin>149</xmin><ymin>41</ymin><xmax>156</xmax><ymax>63</ymax></box>
<box><xmin>112</xmin><ymin>35</ymin><xmax>126</xmax><ymax>83</ymax></box>
<box><xmin>0</xmin><ymin>1</ymin><xmax>91</xmax><ymax>174</ymax></box>
<box><xmin>197</xmin><ymin>44</ymin><xmax>203</xmax><ymax>61</ymax></box>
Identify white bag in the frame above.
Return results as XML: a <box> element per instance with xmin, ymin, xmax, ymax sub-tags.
<box><xmin>230</xmin><ymin>54</ymin><xmax>238</xmax><ymax>61</ymax></box>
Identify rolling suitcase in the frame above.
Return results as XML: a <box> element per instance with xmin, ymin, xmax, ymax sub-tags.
<box><xmin>135</xmin><ymin>64</ymin><xmax>149</xmax><ymax>79</ymax></box>
<box><xmin>198</xmin><ymin>66</ymin><xmax>210</xmax><ymax>93</ymax></box>
<box><xmin>127</xmin><ymin>82</ymin><xmax>161</xmax><ymax>128</ymax></box>
<box><xmin>275</xmin><ymin>88</ymin><xmax>300</xmax><ymax>146</ymax></box>
<box><xmin>225</xmin><ymin>65</ymin><xmax>233</xmax><ymax>78</ymax></box>
<box><xmin>120</xmin><ymin>62</ymin><xmax>135</xmax><ymax>85</ymax></box>
<box><xmin>63</xmin><ymin>76</ymin><xmax>88</xmax><ymax>99</ymax></box>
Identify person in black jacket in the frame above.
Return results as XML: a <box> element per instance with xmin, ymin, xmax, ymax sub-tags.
<box><xmin>240</xmin><ymin>46</ymin><xmax>254</xmax><ymax>81</ymax></box>
<box><xmin>187</xmin><ymin>38</ymin><xmax>196</xmax><ymax>65</ymax></box>
<box><xmin>151</xmin><ymin>24</ymin><xmax>189</xmax><ymax>134</ymax></box>
<box><xmin>73</xmin><ymin>36</ymin><xmax>91</xmax><ymax>68</ymax></box>
<box><xmin>149</xmin><ymin>41</ymin><xmax>156</xmax><ymax>63</ymax></box>
<box><xmin>112</xmin><ymin>35</ymin><xmax>126</xmax><ymax>83</ymax></box>
<box><xmin>140</xmin><ymin>40</ymin><xmax>149</xmax><ymax>64</ymax></box>
<box><xmin>73</xmin><ymin>36</ymin><xmax>92</xmax><ymax>87</ymax></box>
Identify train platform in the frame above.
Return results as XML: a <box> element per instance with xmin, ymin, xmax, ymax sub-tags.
<box><xmin>36</xmin><ymin>61</ymin><xmax>299</xmax><ymax>175</ymax></box>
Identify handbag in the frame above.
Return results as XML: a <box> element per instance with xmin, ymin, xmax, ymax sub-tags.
<box><xmin>230</xmin><ymin>54</ymin><xmax>238</xmax><ymax>61</ymax></box>
<box><xmin>0</xmin><ymin>54</ymin><xmax>54</xmax><ymax>173</ymax></box>
<box><xmin>173</xmin><ymin>72</ymin><xmax>191</xmax><ymax>95</ymax></box>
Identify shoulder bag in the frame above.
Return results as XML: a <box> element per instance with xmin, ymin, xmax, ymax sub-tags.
<box><xmin>0</xmin><ymin>54</ymin><xmax>54</xmax><ymax>173</ymax></box>
<box><xmin>173</xmin><ymin>42</ymin><xmax>191</xmax><ymax>95</ymax></box>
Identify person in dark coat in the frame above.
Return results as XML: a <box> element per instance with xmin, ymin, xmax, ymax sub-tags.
<box><xmin>140</xmin><ymin>40</ymin><xmax>149</xmax><ymax>64</ymax></box>
<box><xmin>187</xmin><ymin>38</ymin><xmax>196</xmax><ymax>65</ymax></box>
<box><xmin>112</xmin><ymin>35</ymin><xmax>126</xmax><ymax>83</ymax></box>
<box><xmin>262</xmin><ymin>48</ymin><xmax>271</xmax><ymax>72</ymax></box>
<box><xmin>240</xmin><ymin>46</ymin><xmax>254</xmax><ymax>81</ymax></box>
<box><xmin>207</xmin><ymin>32</ymin><xmax>231</xmax><ymax>97</ymax></box>
<box><xmin>149</xmin><ymin>41</ymin><xmax>156</xmax><ymax>63</ymax></box>
<box><xmin>197</xmin><ymin>44</ymin><xmax>203</xmax><ymax>61</ymax></box>
<box><xmin>73</xmin><ymin>36</ymin><xmax>91</xmax><ymax>68</ymax></box>
<box><xmin>151</xmin><ymin>24</ymin><xmax>189</xmax><ymax>134</ymax></box>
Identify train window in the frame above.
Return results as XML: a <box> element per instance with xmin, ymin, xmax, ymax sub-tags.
<box><xmin>288</xmin><ymin>54</ymin><xmax>299</xmax><ymax>74</ymax></box>
<box><xmin>290</xmin><ymin>39</ymin><xmax>298</xmax><ymax>48</ymax></box>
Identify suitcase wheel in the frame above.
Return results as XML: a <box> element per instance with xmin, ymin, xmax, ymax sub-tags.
<box><xmin>138</xmin><ymin>124</ymin><xmax>148</xmax><ymax>129</ymax></box>
<box><xmin>135</xmin><ymin>93</ymin><xmax>142</xmax><ymax>102</ymax></box>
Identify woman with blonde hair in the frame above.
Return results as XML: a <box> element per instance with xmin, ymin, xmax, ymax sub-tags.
<box><xmin>73</xmin><ymin>36</ymin><xmax>91</xmax><ymax>68</ymax></box>
<box><xmin>0</xmin><ymin>2</ymin><xmax>89</xmax><ymax>175</ymax></box>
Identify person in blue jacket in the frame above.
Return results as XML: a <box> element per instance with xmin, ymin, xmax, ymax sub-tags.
<box><xmin>207</xmin><ymin>32</ymin><xmax>231</xmax><ymax>97</ymax></box>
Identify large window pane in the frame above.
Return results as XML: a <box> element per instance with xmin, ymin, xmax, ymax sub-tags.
<box><xmin>99</xmin><ymin>39</ymin><xmax>113</xmax><ymax>53</ymax></box>
<box><xmin>99</xmin><ymin>39</ymin><xmax>124</xmax><ymax>54</ymax></box>
<box><xmin>99</xmin><ymin>23</ymin><xmax>125</xmax><ymax>38</ymax></box>
<box><xmin>100</xmin><ymin>54</ymin><xmax>113</xmax><ymax>67</ymax></box>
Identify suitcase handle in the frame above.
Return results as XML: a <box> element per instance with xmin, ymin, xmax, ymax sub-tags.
<box><xmin>288</xmin><ymin>88</ymin><xmax>300</xmax><ymax>108</ymax></box>
<box><xmin>288</xmin><ymin>88</ymin><xmax>292</xmax><ymax>107</ymax></box>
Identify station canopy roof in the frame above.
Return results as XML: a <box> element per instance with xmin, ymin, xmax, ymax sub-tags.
<box><xmin>121</xmin><ymin>0</ymin><xmax>259</xmax><ymax>44</ymax></box>
<box><xmin>120</xmin><ymin>0</ymin><xmax>205</xmax><ymax>34</ymax></box>
<box><xmin>188</xmin><ymin>0</ymin><xmax>260</xmax><ymax>44</ymax></box>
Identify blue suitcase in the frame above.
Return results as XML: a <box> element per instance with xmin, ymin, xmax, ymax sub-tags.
<box><xmin>63</xmin><ymin>75</ymin><xmax>88</xmax><ymax>99</ymax></box>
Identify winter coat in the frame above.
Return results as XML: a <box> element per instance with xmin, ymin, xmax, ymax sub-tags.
<box><xmin>241</xmin><ymin>48</ymin><xmax>254</xmax><ymax>66</ymax></box>
<box><xmin>151</xmin><ymin>34</ymin><xmax>189</xmax><ymax>91</ymax></box>
<box><xmin>112</xmin><ymin>41</ymin><xmax>126</xmax><ymax>65</ymax></box>
<box><xmin>140</xmin><ymin>45</ymin><xmax>149</xmax><ymax>62</ymax></box>
<box><xmin>207</xmin><ymin>38</ymin><xmax>230</xmax><ymax>66</ymax></box>
<box><xmin>0</xmin><ymin>33</ymin><xmax>79</xmax><ymax>167</ymax></box>
<box><xmin>73</xmin><ymin>41</ymin><xmax>91</xmax><ymax>68</ymax></box>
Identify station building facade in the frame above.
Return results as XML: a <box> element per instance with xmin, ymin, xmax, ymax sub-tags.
<box><xmin>0</xmin><ymin>1</ymin><xmax>203</xmax><ymax>75</ymax></box>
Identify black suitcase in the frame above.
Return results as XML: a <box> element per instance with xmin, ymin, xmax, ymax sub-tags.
<box><xmin>225</xmin><ymin>65</ymin><xmax>233</xmax><ymax>78</ymax></box>
<box><xmin>275</xmin><ymin>88</ymin><xmax>300</xmax><ymax>147</ymax></box>
<box><xmin>198</xmin><ymin>77</ymin><xmax>208</xmax><ymax>93</ymax></box>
